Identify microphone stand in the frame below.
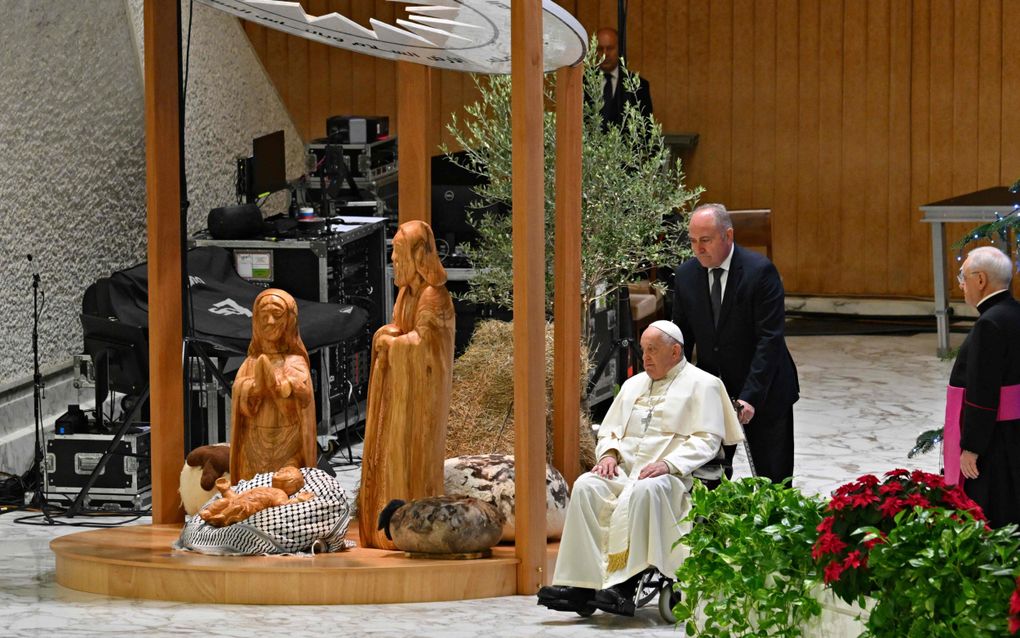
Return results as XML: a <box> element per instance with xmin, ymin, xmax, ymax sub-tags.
<box><xmin>27</xmin><ymin>254</ymin><xmax>53</xmax><ymax>521</ymax></box>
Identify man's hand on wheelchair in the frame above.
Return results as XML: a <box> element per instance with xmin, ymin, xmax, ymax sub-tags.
<box><xmin>593</xmin><ymin>455</ymin><xmax>618</xmax><ymax>478</ymax></box>
<box><xmin>638</xmin><ymin>461</ymin><xmax>669</xmax><ymax>479</ymax></box>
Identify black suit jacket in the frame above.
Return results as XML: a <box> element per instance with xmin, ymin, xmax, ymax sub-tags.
<box><xmin>672</xmin><ymin>244</ymin><xmax>799</xmax><ymax>425</ymax></box>
<box><xmin>599</xmin><ymin>68</ymin><xmax>653</xmax><ymax>128</ymax></box>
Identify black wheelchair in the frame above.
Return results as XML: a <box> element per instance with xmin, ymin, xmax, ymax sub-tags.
<box><xmin>568</xmin><ymin>471</ymin><xmax>723</xmax><ymax>623</ymax></box>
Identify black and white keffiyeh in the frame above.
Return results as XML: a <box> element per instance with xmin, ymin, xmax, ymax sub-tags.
<box><xmin>175</xmin><ymin>467</ymin><xmax>355</xmax><ymax>556</ymax></box>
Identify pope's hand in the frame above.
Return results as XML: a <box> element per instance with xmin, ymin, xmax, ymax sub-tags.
<box><xmin>638</xmin><ymin>461</ymin><xmax>669</xmax><ymax>479</ymax></box>
<box><xmin>592</xmin><ymin>456</ymin><xmax>618</xmax><ymax>478</ymax></box>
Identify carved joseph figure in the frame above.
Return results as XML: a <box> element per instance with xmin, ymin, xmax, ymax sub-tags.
<box><xmin>229</xmin><ymin>289</ymin><xmax>318</xmax><ymax>482</ymax></box>
<box><xmin>359</xmin><ymin>221</ymin><xmax>456</xmax><ymax>549</ymax></box>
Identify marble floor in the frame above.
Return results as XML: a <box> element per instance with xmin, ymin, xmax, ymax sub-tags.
<box><xmin>0</xmin><ymin>332</ymin><xmax>954</xmax><ymax>637</ymax></box>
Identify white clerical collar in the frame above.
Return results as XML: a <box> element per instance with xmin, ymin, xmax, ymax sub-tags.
<box><xmin>978</xmin><ymin>288</ymin><xmax>1009</xmax><ymax>307</ymax></box>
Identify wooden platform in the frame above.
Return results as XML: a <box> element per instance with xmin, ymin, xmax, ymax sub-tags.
<box><xmin>51</xmin><ymin>524</ymin><xmax>558</xmax><ymax>605</ymax></box>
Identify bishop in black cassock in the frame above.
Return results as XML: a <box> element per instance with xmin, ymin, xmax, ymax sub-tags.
<box><xmin>948</xmin><ymin>246</ymin><xmax>1020</xmax><ymax>529</ymax></box>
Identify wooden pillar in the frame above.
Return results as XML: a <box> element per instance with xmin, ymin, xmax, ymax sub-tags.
<box><xmin>397</xmin><ymin>61</ymin><xmax>432</xmax><ymax>224</ymax></box>
<box><xmin>511</xmin><ymin>0</ymin><xmax>547</xmax><ymax>594</ymax></box>
<box><xmin>552</xmin><ymin>64</ymin><xmax>583</xmax><ymax>489</ymax></box>
<box><xmin>144</xmin><ymin>0</ymin><xmax>185</xmax><ymax>524</ymax></box>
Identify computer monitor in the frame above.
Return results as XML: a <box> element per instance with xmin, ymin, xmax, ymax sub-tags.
<box><xmin>251</xmin><ymin>130</ymin><xmax>287</xmax><ymax>198</ymax></box>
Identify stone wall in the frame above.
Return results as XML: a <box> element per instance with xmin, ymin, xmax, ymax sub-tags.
<box><xmin>0</xmin><ymin>0</ymin><xmax>303</xmax><ymax>475</ymax></box>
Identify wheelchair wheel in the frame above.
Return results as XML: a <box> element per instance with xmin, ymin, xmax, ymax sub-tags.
<box><xmin>658</xmin><ymin>584</ymin><xmax>682</xmax><ymax>623</ymax></box>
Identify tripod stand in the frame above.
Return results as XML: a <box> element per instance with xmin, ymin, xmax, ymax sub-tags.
<box><xmin>26</xmin><ymin>254</ymin><xmax>52</xmax><ymax>519</ymax></box>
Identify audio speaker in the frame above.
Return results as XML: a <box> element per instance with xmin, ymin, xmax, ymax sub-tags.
<box><xmin>207</xmin><ymin>204</ymin><xmax>263</xmax><ymax>240</ymax></box>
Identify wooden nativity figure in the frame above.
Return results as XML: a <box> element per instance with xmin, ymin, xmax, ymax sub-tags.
<box><xmin>199</xmin><ymin>466</ymin><xmax>313</xmax><ymax>527</ymax></box>
<box><xmin>229</xmin><ymin>288</ymin><xmax>318</xmax><ymax>483</ymax></box>
<box><xmin>359</xmin><ymin>220</ymin><xmax>456</xmax><ymax>549</ymax></box>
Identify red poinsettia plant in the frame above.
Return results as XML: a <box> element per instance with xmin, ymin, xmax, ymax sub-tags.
<box><xmin>812</xmin><ymin>468</ymin><xmax>986</xmax><ymax>603</ymax></box>
<box><xmin>1010</xmin><ymin>578</ymin><xmax>1020</xmax><ymax>635</ymax></box>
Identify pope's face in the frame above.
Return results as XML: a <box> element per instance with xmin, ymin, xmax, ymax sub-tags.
<box><xmin>640</xmin><ymin>328</ymin><xmax>680</xmax><ymax>381</ymax></box>
<box><xmin>391</xmin><ymin>234</ymin><xmax>416</xmax><ymax>287</ymax></box>
<box><xmin>257</xmin><ymin>296</ymin><xmax>288</xmax><ymax>343</ymax></box>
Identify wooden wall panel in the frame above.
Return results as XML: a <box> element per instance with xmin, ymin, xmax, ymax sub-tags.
<box><xmin>910</xmin><ymin>0</ymin><xmax>933</xmax><ymax>294</ymax></box>
<box><xmin>773</xmin><ymin>0</ymin><xmax>799</xmax><ymax>288</ymax></box>
<box><xmin>796</xmin><ymin>0</ymin><xmax>821</xmax><ymax>293</ymax></box>
<box><xmin>888</xmin><ymin>1</ymin><xmax>913</xmax><ymax>296</ymax></box>
<box><xmin>237</xmin><ymin>0</ymin><xmax>1020</xmax><ymax>299</ymax></box>
<box><xmin>864</xmin><ymin>0</ymin><xmax>890</xmax><ymax>295</ymax></box>
<box><xmin>816</xmin><ymin>0</ymin><xmax>843</xmax><ymax>296</ymax></box>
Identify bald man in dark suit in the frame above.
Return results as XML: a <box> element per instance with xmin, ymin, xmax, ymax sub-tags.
<box><xmin>672</xmin><ymin>203</ymin><xmax>799</xmax><ymax>483</ymax></box>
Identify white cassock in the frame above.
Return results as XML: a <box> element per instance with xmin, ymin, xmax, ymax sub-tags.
<box><xmin>552</xmin><ymin>359</ymin><xmax>743</xmax><ymax>590</ymax></box>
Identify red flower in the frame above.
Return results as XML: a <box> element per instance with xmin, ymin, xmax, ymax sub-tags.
<box><xmin>850</xmin><ymin>491</ymin><xmax>880</xmax><ymax>508</ymax></box>
<box><xmin>879</xmin><ymin>481</ymin><xmax>905</xmax><ymax>495</ymax></box>
<box><xmin>903</xmin><ymin>493</ymin><xmax>931</xmax><ymax>509</ymax></box>
<box><xmin>856</xmin><ymin>474</ymin><xmax>880</xmax><ymax>488</ymax></box>
<box><xmin>1010</xmin><ymin>589</ymin><xmax>1020</xmax><ymax>615</ymax></box>
<box><xmin>842</xmin><ymin>550</ymin><xmax>864</xmax><ymax>569</ymax></box>
<box><xmin>833</xmin><ymin>483</ymin><xmax>857</xmax><ymax>497</ymax></box>
<box><xmin>1009</xmin><ymin>616</ymin><xmax>1020</xmax><ymax>635</ymax></box>
<box><xmin>884</xmin><ymin>469</ymin><xmax>910</xmax><ymax>478</ymax></box>
<box><xmin>878</xmin><ymin>497</ymin><xmax>907</xmax><ymax>518</ymax></box>
<box><xmin>812</xmin><ymin>532</ymin><xmax>848</xmax><ymax>560</ymax></box>
<box><xmin>829</xmin><ymin>493</ymin><xmax>853</xmax><ymax>511</ymax></box>
<box><xmin>816</xmin><ymin>516</ymin><xmax>835</xmax><ymax>533</ymax></box>
<box><xmin>823</xmin><ymin>560</ymin><xmax>845</xmax><ymax>583</ymax></box>
<box><xmin>909</xmin><ymin>470</ymin><xmax>943</xmax><ymax>488</ymax></box>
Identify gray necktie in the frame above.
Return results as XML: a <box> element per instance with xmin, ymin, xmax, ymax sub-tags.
<box><xmin>711</xmin><ymin>268</ymin><xmax>723</xmax><ymax>326</ymax></box>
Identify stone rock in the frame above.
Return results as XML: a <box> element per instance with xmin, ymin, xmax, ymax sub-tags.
<box><xmin>384</xmin><ymin>496</ymin><xmax>505</xmax><ymax>555</ymax></box>
<box><xmin>443</xmin><ymin>454</ymin><xmax>569</xmax><ymax>542</ymax></box>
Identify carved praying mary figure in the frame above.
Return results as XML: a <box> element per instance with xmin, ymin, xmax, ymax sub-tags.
<box><xmin>359</xmin><ymin>220</ymin><xmax>456</xmax><ymax>549</ymax></box>
<box><xmin>229</xmin><ymin>289</ymin><xmax>318</xmax><ymax>483</ymax></box>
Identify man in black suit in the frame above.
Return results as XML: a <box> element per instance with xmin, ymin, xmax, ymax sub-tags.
<box><xmin>595</xmin><ymin>28</ymin><xmax>653</xmax><ymax>128</ymax></box>
<box><xmin>672</xmin><ymin>204</ymin><xmax>799</xmax><ymax>483</ymax></box>
<box><xmin>950</xmin><ymin>246</ymin><xmax>1020</xmax><ymax>529</ymax></box>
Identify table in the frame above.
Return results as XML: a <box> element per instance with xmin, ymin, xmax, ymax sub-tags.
<box><xmin>919</xmin><ymin>186</ymin><xmax>1019</xmax><ymax>355</ymax></box>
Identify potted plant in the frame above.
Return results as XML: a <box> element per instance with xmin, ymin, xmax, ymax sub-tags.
<box><xmin>813</xmin><ymin>469</ymin><xmax>986</xmax><ymax>605</ymax></box>
<box><xmin>673</xmin><ymin>478</ymin><xmax>827</xmax><ymax>636</ymax></box>
<box><xmin>862</xmin><ymin>508</ymin><xmax>1020</xmax><ymax>637</ymax></box>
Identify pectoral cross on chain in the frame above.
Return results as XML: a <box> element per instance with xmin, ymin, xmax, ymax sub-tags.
<box><xmin>641</xmin><ymin>409</ymin><xmax>654</xmax><ymax>432</ymax></box>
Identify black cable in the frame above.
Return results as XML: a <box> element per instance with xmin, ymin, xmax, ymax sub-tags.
<box><xmin>183</xmin><ymin>0</ymin><xmax>194</xmax><ymax>99</ymax></box>
<box><xmin>12</xmin><ymin>509</ymin><xmax>145</xmax><ymax>528</ymax></box>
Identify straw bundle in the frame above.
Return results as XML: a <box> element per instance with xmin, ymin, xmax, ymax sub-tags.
<box><xmin>445</xmin><ymin>320</ymin><xmax>597</xmax><ymax>474</ymax></box>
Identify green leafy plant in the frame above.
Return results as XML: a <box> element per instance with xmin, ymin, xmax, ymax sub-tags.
<box><xmin>444</xmin><ymin>39</ymin><xmax>701</xmax><ymax>328</ymax></box>
<box><xmin>673</xmin><ymin>477</ymin><xmax>826</xmax><ymax>637</ymax></box>
<box><xmin>813</xmin><ymin>469</ymin><xmax>986</xmax><ymax>605</ymax></box>
<box><xmin>861</xmin><ymin>509</ymin><xmax>1020</xmax><ymax>637</ymax></box>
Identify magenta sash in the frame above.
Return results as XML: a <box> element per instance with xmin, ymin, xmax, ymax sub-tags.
<box><xmin>944</xmin><ymin>383</ymin><xmax>1020</xmax><ymax>485</ymax></box>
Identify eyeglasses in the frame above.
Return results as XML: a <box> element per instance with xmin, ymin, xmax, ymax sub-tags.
<box><xmin>957</xmin><ymin>269</ymin><xmax>984</xmax><ymax>284</ymax></box>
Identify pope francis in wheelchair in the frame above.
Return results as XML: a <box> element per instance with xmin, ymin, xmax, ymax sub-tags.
<box><xmin>538</xmin><ymin>320</ymin><xmax>743</xmax><ymax>619</ymax></box>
